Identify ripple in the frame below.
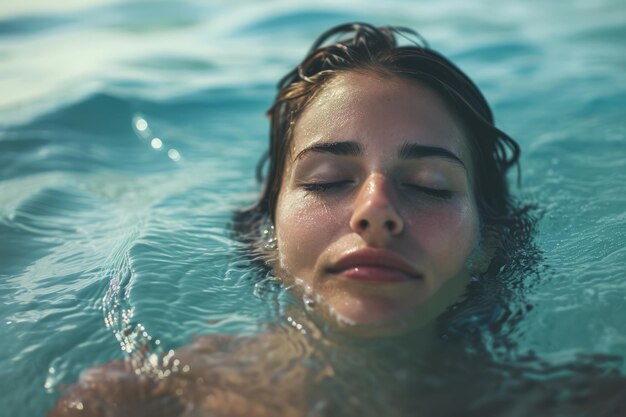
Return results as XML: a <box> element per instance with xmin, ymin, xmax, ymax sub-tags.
<box><xmin>0</xmin><ymin>14</ymin><xmax>73</xmax><ymax>37</ymax></box>
<box><xmin>452</xmin><ymin>41</ymin><xmax>541</xmax><ymax>62</ymax></box>
<box><xmin>234</xmin><ymin>8</ymin><xmax>360</xmax><ymax>35</ymax></box>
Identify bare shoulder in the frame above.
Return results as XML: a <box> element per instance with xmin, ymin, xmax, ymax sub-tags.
<box><xmin>47</xmin><ymin>359</ymin><xmax>183</xmax><ymax>417</ymax></box>
<box><xmin>48</xmin><ymin>331</ymin><xmax>311</xmax><ymax>417</ymax></box>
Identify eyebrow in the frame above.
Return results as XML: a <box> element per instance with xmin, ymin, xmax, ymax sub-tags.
<box><xmin>294</xmin><ymin>141</ymin><xmax>362</xmax><ymax>161</ymax></box>
<box><xmin>293</xmin><ymin>140</ymin><xmax>466</xmax><ymax>170</ymax></box>
<box><xmin>398</xmin><ymin>142</ymin><xmax>466</xmax><ymax>169</ymax></box>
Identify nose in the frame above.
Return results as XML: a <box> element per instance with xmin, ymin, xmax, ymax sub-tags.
<box><xmin>349</xmin><ymin>173</ymin><xmax>404</xmax><ymax>246</ymax></box>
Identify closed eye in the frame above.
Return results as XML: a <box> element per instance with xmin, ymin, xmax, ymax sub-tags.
<box><xmin>301</xmin><ymin>180</ymin><xmax>353</xmax><ymax>193</ymax></box>
<box><xmin>403</xmin><ymin>184</ymin><xmax>453</xmax><ymax>199</ymax></box>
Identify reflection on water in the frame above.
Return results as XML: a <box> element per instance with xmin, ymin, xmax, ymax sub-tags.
<box><xmin>132</xmin><ymin>114</ymin><xmax>182</xmax><ymax>162</ymax></box>
<box><xmin>150</xmin><ymin>137</ymin><xmax>162</xmax><ymax>149</ymax></box>
<box><xmin>168</xmin><ymin>148</ymin><xmax>181</xmax><ymax>161</ymax></box>
<box><xmin>134</xmin><ymin>117</ymin><xmax>148</xmax><ymax>132</ymax></box>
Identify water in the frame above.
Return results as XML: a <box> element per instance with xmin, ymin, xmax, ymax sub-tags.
<box><xmin>1</xmin><ymin>1</ymin><xmax>625</xmax><ymax>416</ymax></box>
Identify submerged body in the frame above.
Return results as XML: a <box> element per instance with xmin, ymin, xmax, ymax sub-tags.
<box><xmin>49</xmin><ymin>330</ymin><xmax>311</xmax><ymax>417</ymax></box>
<box><xmin>48</xmin><ymin>318</ymin><xmax>626</xmax><ymax>417</ymax></box>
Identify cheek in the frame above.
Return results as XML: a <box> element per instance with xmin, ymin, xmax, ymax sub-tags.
<box><xmin>406</xmin><ymin>202</ymin><xmax>479</xmax><ymax>276</ymax></box>
<box><xmin>275</xmin><ymin>193</ymin><xmax>344</xmax><ymax>278</ymax></box>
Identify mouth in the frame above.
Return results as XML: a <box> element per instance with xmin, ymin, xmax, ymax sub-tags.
<box><xmin>327</xmin><ymin>248</ymin><xmax>423</xmax><ymax>283</ymax></box>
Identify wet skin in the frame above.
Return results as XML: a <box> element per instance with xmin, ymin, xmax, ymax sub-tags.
<box><xmin>49</xmin><ymin>69</ymin><xmax>486</xmax><ymax>417</ymax></box>
<box><xmin>274</xmin><ymin>70</ymin><xmax>482</xmax><ymax>335</ymax></box>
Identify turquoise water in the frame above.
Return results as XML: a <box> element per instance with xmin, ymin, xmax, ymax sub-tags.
<box><xmin>1</xmin><ymin>1</ymin><xmax>625</xmax><ymax>416</ymax></box>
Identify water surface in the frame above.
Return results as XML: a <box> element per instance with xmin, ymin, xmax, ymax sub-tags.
<box><xmin>1</xmin><ymin>1</ymin><xmax>625</xmax><ymax>416</ymax></box>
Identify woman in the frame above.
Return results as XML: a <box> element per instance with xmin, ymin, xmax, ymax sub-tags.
<box><xmin>50</xmin><ymin>23</ymin><xmax>538</xmax><ymax>417</ymax></box>
<box><xmin>234</xmin><ymin>22</ymin><xmax>533</xmax><ymax>337</ymax></box>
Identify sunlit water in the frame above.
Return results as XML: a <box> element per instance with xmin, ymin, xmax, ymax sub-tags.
<box><xmin>1</xmin><ymin>1</ymin><xmax>625</xmax><ymax>416</ymax></box>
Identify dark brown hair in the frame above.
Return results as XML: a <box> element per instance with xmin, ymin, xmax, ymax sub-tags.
<box><xmin>234</xmin><ymin>22</ymin><xmax>536</xmax><ymax>271</ymax></box>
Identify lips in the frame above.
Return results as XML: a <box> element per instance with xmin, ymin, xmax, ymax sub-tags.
<box><xmin>328</xmin><ymin>248</ymin><xmax>422</xmax><ymax>283</ymax></box>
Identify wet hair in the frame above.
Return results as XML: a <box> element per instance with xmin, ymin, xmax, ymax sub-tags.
<box><xmin>233</xmin><ymin>22</ymin><xmax>537</xmax><ymax>273</ymax></box>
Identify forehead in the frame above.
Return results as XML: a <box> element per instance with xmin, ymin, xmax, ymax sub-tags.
<box><xmin>291</xmin><ymin>71</ymin><xmax>472</xmax><ymax>165</ymax></box>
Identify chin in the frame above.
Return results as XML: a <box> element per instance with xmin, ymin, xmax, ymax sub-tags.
<box><xmin>317</xmin><ymin>293</ymin><xmax>432</xmax><ymax>339</ymax></box>
<box><xmin>316</xmin><ymin>284</ymin><xmax>463</xmax><ymax>338</ymax></box>
<box><xmin>333</xmin><ymin>294</ymin><xmax>413</xmax><ymax>325</ymax></box>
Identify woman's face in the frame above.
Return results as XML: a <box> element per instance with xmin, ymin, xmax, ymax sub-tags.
<box><xmin>274</xmin><ymin>71</ymin><xmax>482</xmax><ymax>335</ymax></box>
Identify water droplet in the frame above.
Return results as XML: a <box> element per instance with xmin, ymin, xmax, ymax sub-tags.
<box><xmin>303</xmin><ymin>294</ymin><xmax>316</xmax><ymax>310</ymax></box>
